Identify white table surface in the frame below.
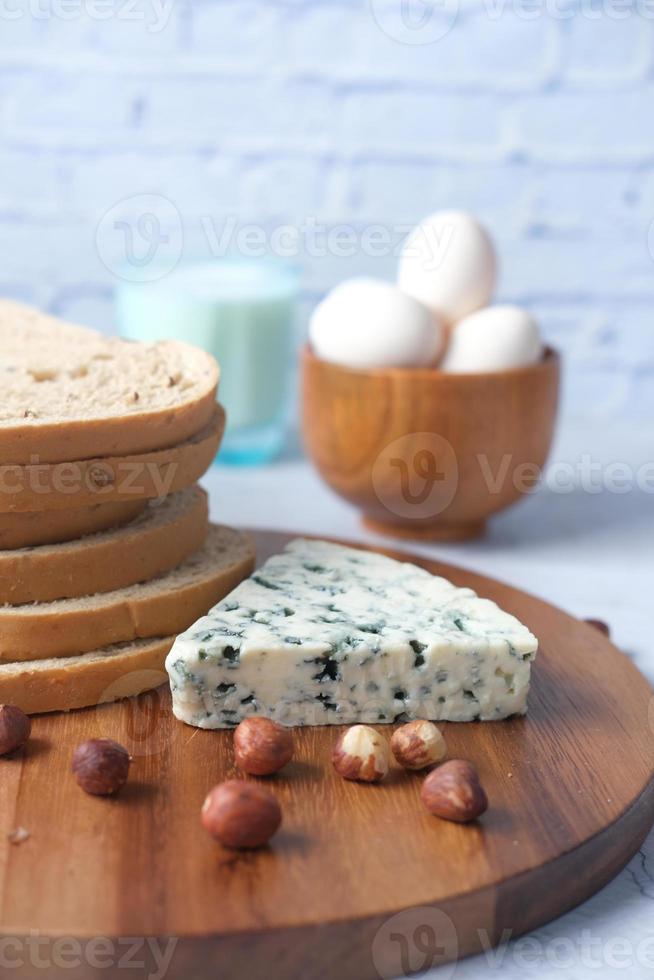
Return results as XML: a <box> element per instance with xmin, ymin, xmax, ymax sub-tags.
<box><xmin>204</xmin><ymin>421</ymin><xmax>654</xmax><ymax>980</ymax></box>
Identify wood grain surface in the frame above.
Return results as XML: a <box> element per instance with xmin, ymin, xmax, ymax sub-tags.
<box><xmin>0</xmin><ymin>530</ymin><xmax>652</xmax><ymax>980</ymax></box>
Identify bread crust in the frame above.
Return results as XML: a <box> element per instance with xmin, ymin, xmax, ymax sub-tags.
<box><xmin>0</xmin><ymin>524</ymin><xmax>255</xmax><ymax>660</ymax></box>
<box><xmin>0</xmin><ymin>637</ymin><xmax>174</xmax><ymax>715</ymax></box>
<box><xmin>0</xmin><ymin>405</ymin><xmax>225</xmax><ymax>513</ymax></box>
<box><xmin>0</xmin><ymin>487</ymin><xmax>209</xmax><ymax>604</ymax></box>
<box><xmin>0</xmin><ymin>499</ymin><xmax>147</xmax><ymax>550</ymax></box>
<box><xmin>0</xmin><ymin>301</ymin><xmax>220</xmax><ymax>465</ymax></box>
<box><xmin>1</xmin><ymin>393</ymin><xmax>219</xmax><ymax>466</ymax></box>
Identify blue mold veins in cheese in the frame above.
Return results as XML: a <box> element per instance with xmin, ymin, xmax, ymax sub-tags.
<box><xmin>166</xmin><ymin>539</ymin><xmax>538</xmax><ymax>729</ymax></box>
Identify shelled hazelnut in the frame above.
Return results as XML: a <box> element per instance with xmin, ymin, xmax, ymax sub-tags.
<box><xmin>72</xmin><ymin>738</ymin><xmax>131</xmax><ymax>796</ymax></box>
<box><xmin>201</xmin><ymin>780</ymin><xmax>282</xmax><ymax>849</ymax></box>
<box><xmin>234</xmin><ymin>717</ymin><xmax>293</xmax><ymax>776</ymax></box>
<box><xmin>332</xmin><ymin>725</ymin><xmax>390</xmax><ymax>783</ymax></box>
<box><xmin>421</xmin><ymin>760</ymin><xmax>488</xmax><ymax>823</ymax></box>
<box><xmin>391</xmin><ymin>720</ymin><xmax>447</xmax><ymax>771</ymax></box>
<box><xmin>0</xmin><ymin>705</ymin><xmax>31</xmax><ymax>755</ymax></box>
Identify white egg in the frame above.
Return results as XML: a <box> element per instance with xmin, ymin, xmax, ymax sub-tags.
<box><xmin>441</xmin><ymin>305</ymin><xmax>543</xmax><ymax>373</ymax></box>
<box><xmin>309</xmin><ymin>277</ymin><xmax>444</xmax><ymax>370</ymax></box>
<box><xmin>398</xmin><ymin>210</ymin><xmax>497</xmax><ymax>327</ymax></box>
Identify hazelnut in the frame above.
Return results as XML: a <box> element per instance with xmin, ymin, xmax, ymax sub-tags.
<box><xmin>391</xmin><ymin>720</ymin><xmax>447</xmax><ymax>771</ymax></box>
<box><xmin>72</xmin><ymin>738</ymin><xmax>131</xmax><ymax>796</ymax></box>
<box><xmin>0</xmin><ymin>704</ymin><xmax>31</xmax><ymax>755</ymax></box>
<box><xmin>421</xmin><ymin>760</ymin><xmax>488</xmax><ymax>823</ymax></box>
<box><xmin>234</xmin><ymin>717</ymin><xmax>293</xmax><ymax>776</ymax></box>
<box><xmin>585</xmin><ymin>618</ymin><xmax>610</xmax><ymax>638</ymax></box>
<box><xmin>332</xmin><ymin>724</ymin><xmax>390</xmax><ymax>783</ymax></box>
<box><xmin>201</xmin><ymin>779</ymin><xmax>282</xmax><ymax>849</ymax></box>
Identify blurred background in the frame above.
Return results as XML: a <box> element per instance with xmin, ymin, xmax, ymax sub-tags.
<box><xmin>2</xmin><ymin>3</ymin><xmax>653</xmax><ymax>435</ymax></box>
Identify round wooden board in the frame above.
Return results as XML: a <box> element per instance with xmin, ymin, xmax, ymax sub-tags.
<box><xmin>1</xmin><ymin>530</ymin><xmax>653</xmax><ymax>980</ymax></box>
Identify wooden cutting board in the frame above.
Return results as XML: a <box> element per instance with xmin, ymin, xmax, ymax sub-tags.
<box><xmin>0</xmin><ymin>530</ymin><xmax>653</xmax><ymax>980</ymax></box>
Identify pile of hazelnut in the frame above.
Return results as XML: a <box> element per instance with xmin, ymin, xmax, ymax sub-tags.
<box><xmin>1</xmin><ymin>619</ymin><xmax>612</xmax><ymax>841</ymax></box>
<box><xmin>0</xmin><ymin>701</ymin><xmax>488</xmax><ymax>854</ymax></box>
<box><xmin>203</xmin><ymin>614</ymin><xmax>610</xmax><ymax>847</ymax></box>
<box><xmin>202</xmin><ymin>717</ymin><xmax>488</xmax><ymax>851</ymax></box>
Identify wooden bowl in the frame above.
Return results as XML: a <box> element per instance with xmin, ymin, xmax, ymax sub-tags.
<box><xmin>300</xmin><ymin>345</ymin><xmax>560</xmax><ymax>541</ymax></box>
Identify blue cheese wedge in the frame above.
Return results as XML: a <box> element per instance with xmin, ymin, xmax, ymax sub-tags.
<box><xmin>166</xmin><ymin>539</ymin><xmax>538</xmax><ymax>729</ymax></box>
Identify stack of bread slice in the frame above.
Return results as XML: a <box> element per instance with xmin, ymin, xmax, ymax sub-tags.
<box><xmin>0</xmin><ymin>302</ymin><xmax>255</xmax><ymax>714</ymax></box>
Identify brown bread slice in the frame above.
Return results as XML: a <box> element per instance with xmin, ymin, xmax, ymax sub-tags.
<box><xmin>0</xmin><ymin>300</ymin><xmax>220</xmax><ymax>464</ymax></box>
<box><xmin>0</xmin><ymin>499</ymin><xmax>147</xmax><ymax>550</ymax></box>
<box><xmin>0</xmin><ymin>524</ymin><xmax>254</xmax><ymax>661</ymax></box>
<box><xmin>0</xmin><ymin>405</ymin><xmax>224</xmax><ymax>513</ymax></box>
<box><xmin>0</xmin><ymin>636</ymin><xmax>174</xmax><ymax>714</ymax></box>
<box><xmin>0</xmin><ymin>487</ymin><xmax>209</xmax><ymax>604</ymax></box>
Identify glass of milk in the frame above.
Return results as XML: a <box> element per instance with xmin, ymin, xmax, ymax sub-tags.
<box><xmin>116</xmin><ymin>260</ymin><xmax>299</xmax><ymax>464</ymax></box>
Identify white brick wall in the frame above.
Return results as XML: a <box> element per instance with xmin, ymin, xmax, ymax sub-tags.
<box><xmin>0</xmin><ymin>1</ymin><xmax>653</xmax><ymax>420</ymax></box>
